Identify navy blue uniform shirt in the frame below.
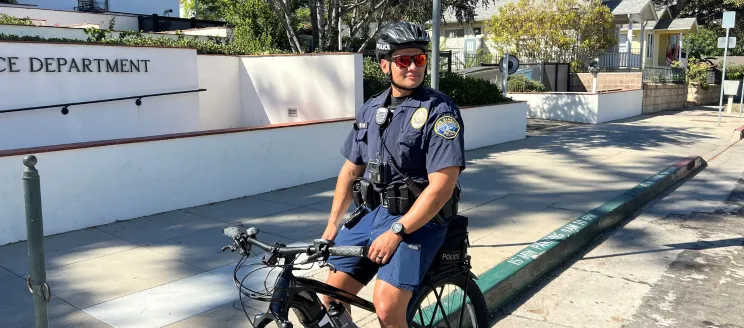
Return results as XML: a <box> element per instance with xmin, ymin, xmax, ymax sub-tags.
<box><xmin>341</xmin><ymin>86</ymin><xmax>466</xmax><ymax>186</ymax></box>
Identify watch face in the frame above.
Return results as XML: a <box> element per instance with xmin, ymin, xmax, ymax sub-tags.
<box><xmin>392</xmin><ymin>222</ymin><xmax>403</xmax><ymax>234</ymax></box>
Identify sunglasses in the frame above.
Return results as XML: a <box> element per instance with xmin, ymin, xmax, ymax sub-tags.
<box><xmin>390</xmin><ymin>54</ymin><xmax>428</xmax><ymax>69</ymax></box>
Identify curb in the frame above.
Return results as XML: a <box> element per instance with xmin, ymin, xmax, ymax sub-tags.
<box><xmin>469</xmin><ymin>155</ymin><xmax>706</xmax><ymax>317</ymax></box>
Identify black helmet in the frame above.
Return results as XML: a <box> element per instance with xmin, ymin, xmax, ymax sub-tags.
<box><xmin>375</xmin><ymin>21</ymin><xmax>430</xmax><ymax>61</ymax></box>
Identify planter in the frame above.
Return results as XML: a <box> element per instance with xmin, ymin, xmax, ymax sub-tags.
<box><xmin>510</xmin><ymin>90</ymin><xmax>643</xmax><ymax>124</ymax></box>
<box><xmin>460</xmin><ymin>101</ymin><xmax>528</xmax><ymax>149</ymax></box>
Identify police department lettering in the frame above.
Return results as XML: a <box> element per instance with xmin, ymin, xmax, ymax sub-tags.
<box><xmin>376</xmin><ymin>42</ymin><xmax>390</xmax><ymax>51</ymax></box>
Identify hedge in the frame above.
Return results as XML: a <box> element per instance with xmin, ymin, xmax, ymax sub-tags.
<box><xmin>363</xmin><ymin>57</ymin><xmax>511</xmax><ymax>107</ymax></box>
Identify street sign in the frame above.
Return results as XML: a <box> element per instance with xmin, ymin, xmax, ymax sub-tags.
<box><xmin>718</xmin><ymin>37</ymin><xmax>737</xmax><ymax>49</ymax></box>
<box><xmin>723</xmin><ymin>80</ymin><xmax>741</xmax><ymax>96</ymax></box>
<box><xmin>722</xmin><ymin>11</ymin><xmax>736</xmax><ymax>29</ymax></box>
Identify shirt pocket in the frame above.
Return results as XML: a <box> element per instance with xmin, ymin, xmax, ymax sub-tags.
<box><xmin>396</xmin><ymin>128</ymin><xmax>424</xmax><ymax>169</ymax></box>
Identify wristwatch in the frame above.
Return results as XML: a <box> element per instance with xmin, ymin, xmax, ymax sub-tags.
<box><xmin>391</xmin><ymin>222</ymin><xmax>407</xmax><ymax>238</ymax></box>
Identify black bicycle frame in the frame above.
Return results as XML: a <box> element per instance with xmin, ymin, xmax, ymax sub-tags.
<box><xmin>249</xmin><ymin>255</ymin><xmax>375</xmax><ymax>328</ymax></box>
<box><xmin>245</xmin><ymin>251</ymin><xmax>475</xmax><ymax>328</ymax></box>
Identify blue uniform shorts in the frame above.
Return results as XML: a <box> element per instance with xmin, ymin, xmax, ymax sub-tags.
<box><xmin>327</xmin><ymin>206</ymin><xmax>449</xmax><ymax>292</ymax></box>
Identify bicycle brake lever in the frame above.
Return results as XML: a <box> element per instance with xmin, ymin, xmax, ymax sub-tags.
<box><xmin>221</xmin><ymin>245</ymin><xmax>236</xmax><ymax>252</ymax></box>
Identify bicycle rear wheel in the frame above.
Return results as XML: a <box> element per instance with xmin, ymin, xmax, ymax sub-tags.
<box><xmin>407</xmin><ymin>274</ymin><xmax>489</xmax><ymax>328</ymax></box>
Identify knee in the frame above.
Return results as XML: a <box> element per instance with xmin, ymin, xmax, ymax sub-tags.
<box><xmin>373</xmin><ymin>297</ymin><xmax>406</xmax><ymax>327</ymax></box>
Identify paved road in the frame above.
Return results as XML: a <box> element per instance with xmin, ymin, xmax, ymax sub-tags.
<box><xmin>492</xmin><ymin>131</ymin><xmax>744</xmax><ymax>328</ymax></box>
<box><xmin>0</xmin><ymin>107</ymin><xmax>742</xmax><ymax>328</ymax></box>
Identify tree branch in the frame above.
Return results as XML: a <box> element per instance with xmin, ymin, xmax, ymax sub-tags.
<box><xmin>348</xmin><ymin>0</ymin><xmax>389</xmax><ymax>38</ymax></box>
<box><xmin>355</xmin><ymin>2</ymin><xmax>389</xmax><ymax>52</ymax></box>
<box><xmin>340</xmin><ymin>0</ymin><xmax>372</xmax><ymax>15</ymax></box>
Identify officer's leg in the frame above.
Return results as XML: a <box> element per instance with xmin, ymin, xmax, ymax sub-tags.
<box><xmin>324</xmin><ymin>207</ymin><xmax>380</xmax><ymax>315</ymax></box>
<box><xmin>323</xmin><ymin>270</ymin><xmax>365</xmax><ymax>314</ymax></box>
<box><xmin>372</xmin><ymin>209</ymin><xmax>449</xmax><ymax>327</ymax></box>
<box><xmin>373</xmin><ymin>280</ymin><xmax>413</xmax><ymax>327</ymax></box>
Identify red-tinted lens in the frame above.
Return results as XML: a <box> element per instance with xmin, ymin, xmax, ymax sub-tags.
<box><xmin>393</xmin><ymin>55</ymin><xmax>412</xmax><ymax>68</ymax></box>
<box><xmin>393</xmin><ymin>55</ymin><xmax>427</xmax><ymax>68</ymax></box>
<box><xmin>413</xmin><ymin>54</ymin><xmax>427</xmax><ymax>67</ymax></box>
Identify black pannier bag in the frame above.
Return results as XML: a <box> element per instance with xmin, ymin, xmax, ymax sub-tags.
<box><xmin>433</xmin><ymin>215</ymin><xmax>469</xmax><ymax>270</ymax></box>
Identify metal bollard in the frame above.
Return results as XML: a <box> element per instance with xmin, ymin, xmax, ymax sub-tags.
<box><xmin>22</xmin><ymin>155</ymin><xmax>50</xmax><ymax>328</ymax></box>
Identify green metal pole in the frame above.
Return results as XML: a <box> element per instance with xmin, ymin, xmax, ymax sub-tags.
<box><xmin>22</xmin><ymin>155</ymin><xmax>50</xmax><ymax>328</ymax></box>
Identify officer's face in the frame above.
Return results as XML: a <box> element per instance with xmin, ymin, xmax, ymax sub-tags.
<box><xmin>381</xmin><ymin>48</ymin><xmax>427</xmax><ymax>89</ymax></box>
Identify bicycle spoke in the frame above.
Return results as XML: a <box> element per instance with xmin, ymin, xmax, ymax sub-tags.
<box><xmin>432</xmin><ymin>285</ymin><xmax>453</xmax><ymax>328</ymax></box>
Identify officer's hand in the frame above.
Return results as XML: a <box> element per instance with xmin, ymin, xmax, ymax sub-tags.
<box><xmin>368</xmin><ymin>231</ymin><xmax>402</xmax><ymax>265</ymax></box>
<box><xmin>321</xmin><ymin>223</ymin><xmax>338</xmax><ymax>241</ymax></box>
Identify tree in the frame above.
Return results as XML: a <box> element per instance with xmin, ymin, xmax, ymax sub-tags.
<box><xmin>483</xmin><ymin>0</ymin><xmax>616</xmax><ymax>66</ymax></box>
<box><xmin>269</xmin><ymin>0</ymin><xmax>499</xmax><ymax>53</ymax></box>
<box><xmin>0</xmin><ymin>0</ymin><xmax>18</xmax><ymax>3</ymax></box>
<box><xmin>674</xmin><ymin>0</ymin><xmax>744</xmax><ymax>56</ymax></box>
<box><xmin>180</xmin><ymin>0</ymin><xmax>292</xmax><ymax>52</ymax></box>
<box><xmin>182</xmin><ymin>0</ymin><xmax>498</xmax><ymax>53</ymax></box>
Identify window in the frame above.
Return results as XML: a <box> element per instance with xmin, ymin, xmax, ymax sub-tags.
<box><xmin>619</xmin><ymin>35</ymin><xmax>628</xmax><ymax>53</ymax></box>
<box><xmin>446</xmin><ymin>29</ymin><xmax>465</xmax><ymax>38</ymax></box>
<box><xmin>646</xmin><ymin>34</ymin><xmax>654</xmax><ymax>57</ymax></box>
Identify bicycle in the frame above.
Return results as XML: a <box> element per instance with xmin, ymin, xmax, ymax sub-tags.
<box><xmin>220</xmin><ymin>214</ymin><xmax>489</xmax><ymax>328</ymax></box>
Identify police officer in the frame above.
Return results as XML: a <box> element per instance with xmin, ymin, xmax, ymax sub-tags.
<box><xmin>320</xmin><ymin>21</ymin><xmax>466</xmax><ymax>327</ymax></box>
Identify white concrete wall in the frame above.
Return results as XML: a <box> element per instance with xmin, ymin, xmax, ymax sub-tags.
<box><xmin>8</xmin><ymin>0</ymin><xmax>180</xmax><ymax>17</ymax></box>
<box><xmin>511</xmin><ymin>90</ymin><xmax>643</xmax><ymax>124</ymax></box>
<box><xmin>511</xmin><ymin>93</ymin><xmax>600</xmax><ymax>124</ymax></box>
<box><xmin>461</xmin><ymin>101</ymin><xmax>527</xmax><ymax>150</ymax></box>
<box><xmin>0</xmin><ymin>41</ymin><xmax>200</xmax><ymax>151</ymax></box>
<box><xmin>0</xmin><ymin>5</ymin><xmax>139</xmax><ymax>30</ymax></box>
<box><xmin>0</xmin><ymin>24</ymin><xmax>218</xmax><ymax>42</ymax></box>
<box><xmin>0</xmin><ymin>121</ymin><xmax>351</xmax><ymax>245</ymax></box>
<box><xmin>597</xmin><ymin>90</ymin><xmax>643</xmax><ymax>123</ymax></box>
<box><xmin>197</xmin><ymin>55</ymin><xmax>242</xmax><ymax>130</ymax></box>
<box><xmin>239</xmin><ymin>54</ymin><xmax>363</xmax><ymax>127</ymax></box>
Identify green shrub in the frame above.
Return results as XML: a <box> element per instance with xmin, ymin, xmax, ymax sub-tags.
<box><xmin>363</xmin><ymin>57</ymin><xmax>511</xmax><ymax>107</ymax></box>
<box><xmin>507</xmin><ymin>74</ymin><xmax>547</xmax><ymax>92</ymax></box>
<box><xmin>0</xmin><ymin>13</ymin><xmax>33</xmax><ymax>26</ymax></box>
<box><xmin>727</xmin><ymin>64</ymin><xmax>744</xmax><ymax>81</ymax></box>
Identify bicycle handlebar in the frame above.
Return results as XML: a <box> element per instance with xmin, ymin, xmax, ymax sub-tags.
<box><xmin>223</xmin><ymin>226</ymin><xmax>368</xmax><ymax>261</ymax></box>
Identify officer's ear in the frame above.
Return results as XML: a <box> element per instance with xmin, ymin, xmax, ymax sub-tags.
<box><xmin>379</xmin><ymin>57</ymin><xmax>388</xmax><ymax>73</ymax></box>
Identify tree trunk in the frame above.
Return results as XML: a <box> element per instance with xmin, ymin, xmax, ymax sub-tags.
<box><xmin>267</xmin><ymin>0</ymin><xmax>303</xmax><ymax>52</ymax></box>
<box><xmin>309</xmin><ymin>0</ymin><xmax>319</xmax><ymax>52</ymax></box>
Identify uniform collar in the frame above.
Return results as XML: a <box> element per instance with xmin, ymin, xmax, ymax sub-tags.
<box><xmin>371</xmin><ymin>86</ymin><xmax>425</xmax><ymax>109</ymax></box>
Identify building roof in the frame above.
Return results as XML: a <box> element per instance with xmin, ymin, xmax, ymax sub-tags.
<box><xmin>653</xmin><ymin>17</ymin><xmax>697</xmax><ymax>30</ymax></box>
<box><xmin>611</xmin><ymin>0</ymin><xmax>652</xmax><ymax>15</ymax></box>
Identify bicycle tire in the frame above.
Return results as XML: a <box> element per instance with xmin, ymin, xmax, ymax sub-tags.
<box><xmin>407</xmin><ymin>274</ymin><xmax>489</xmax><ymax>328</ymax></box>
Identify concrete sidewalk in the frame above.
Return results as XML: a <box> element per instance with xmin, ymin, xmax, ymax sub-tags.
<box><xmin>1</xmin><ymin>107</ymin><xmax>742</xmax><ymax>328</ymax></box>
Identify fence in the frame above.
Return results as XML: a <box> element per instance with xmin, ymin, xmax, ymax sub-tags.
<box><xmin>599</xmin><ymin>48</ymin><xmax>643</xmax><ymax>70</ymax></box>
<box><xmin>449</xmin><ymin>51</ymin><xmax>497</xmax><ymax>71</ymax></box>
<box><xmin>642</xmin><ymin>66</ymin><xmax>686</xmax><ymax>84</ymax></box>
<box><xmin>518</xmin><ymin>63</ymin><xmax>571</xmax><ymax>92</ymax></box>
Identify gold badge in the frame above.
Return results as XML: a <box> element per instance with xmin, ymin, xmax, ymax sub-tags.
<box><xmin>410</xmin><ymin>107</ymin><xmax>428</xmax><ymax>129</ymax></box>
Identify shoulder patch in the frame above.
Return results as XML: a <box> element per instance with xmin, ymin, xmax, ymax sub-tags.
<box><xmin>410</xmin><ymin>107</ymin><xmax>428</xmax><ymax>129</ymax></box>
<box><xmin>434</xmin><ymin>116</ymin><xmax>460</xmax><ymax>139</ymax></box>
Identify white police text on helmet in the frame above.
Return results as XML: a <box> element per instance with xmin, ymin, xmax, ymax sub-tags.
<box><xmin>376</xmin><ymin>42</ymin><xmax>390</xmax><ymax>51</ymax></box>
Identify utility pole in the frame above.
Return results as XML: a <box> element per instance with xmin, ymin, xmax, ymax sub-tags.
<box><xmin>431</xmin><ymin>0</ymin><xmax>441</xmax><ymax>90</ymax></box>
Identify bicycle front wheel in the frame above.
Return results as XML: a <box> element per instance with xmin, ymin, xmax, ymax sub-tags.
<box><xmin>407</xmin><ymin>274</ymin><xmax>489</xmax><ymax>328</ymax></box>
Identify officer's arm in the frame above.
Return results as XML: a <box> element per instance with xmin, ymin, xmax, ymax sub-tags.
<box><xmin>398</xmin><ymin>106</ymin><xmax>465</xmax><ymax>235</ymax></box>
<box><xmin>397</xmin><ymin>166</ymin><xmax>460</xmax><ymax>233</ymax></box>
<box><xmin>327</xmin><ymin>160</ymin><xmax>366</xmax><ymax>228</ymax></box>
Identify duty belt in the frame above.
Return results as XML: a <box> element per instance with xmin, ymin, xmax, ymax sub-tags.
<box><xmin>350</xmin><ymin>178</ymin><xmax>460</xmax><ymax>224</ymax></box>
